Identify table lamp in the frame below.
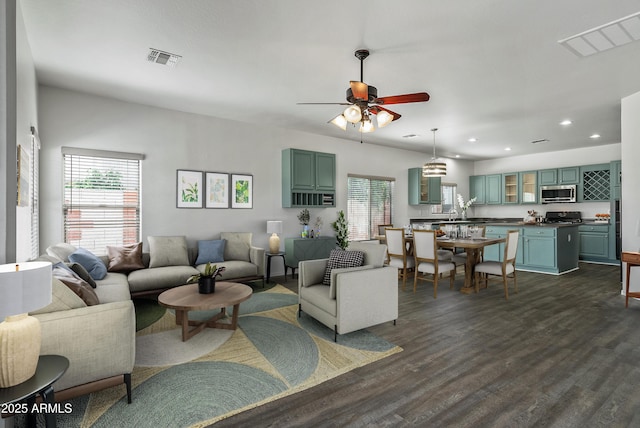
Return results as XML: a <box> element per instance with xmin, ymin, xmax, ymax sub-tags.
<box><xmin>0</xmin><ymin>261</ymin><xmax>52</xmax><ymax>388</ymax></box>
<box><xmin>267</xmin><ymin>221</ymin><xmax>283</xmax><ymax>254</ymax></box>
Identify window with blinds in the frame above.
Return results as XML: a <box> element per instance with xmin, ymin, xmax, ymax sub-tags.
<box><xmin>62</xmin><ymin>148</ymin><xmax>144</xmax><ymax>255</ymax></box>
<box><xmin>347</xmin><ymin>175</ymin><xmax>395</xmax><ymax>241</ymax></box>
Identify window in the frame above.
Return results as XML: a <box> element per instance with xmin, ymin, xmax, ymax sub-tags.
<box><xmin>30</xmin><ymin>127</ymin><xmax>40</xmax><ymax>260</ymax></box>
<box><xmin>62</xmin><ymin>147</ymin><xmax>144</xmax><ymax>255</ymax></box>
<box><xmin>347</xmin><ymin>175</ymin><xmax>395</xmax><ymax>241</ymax></box>
<box><xmin>431</xmin><ymin>183</ymin><xmax>457</xmax><ymax>214</ymax></box>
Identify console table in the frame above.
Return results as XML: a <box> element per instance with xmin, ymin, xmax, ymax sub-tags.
<box><xmin>284</xmin><ymin>237</ymin><xmax>336</xmax><ymax>278</ymax></box>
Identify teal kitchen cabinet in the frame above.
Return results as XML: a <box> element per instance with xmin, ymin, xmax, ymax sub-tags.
<box><xmin>408</xmin><ymin>168</ymin><xmax>442</xmax><ymax>205</ymax></box>
<box><xmin>502</xmin><ymin>172</ymin><xmax>519</xmax><ymax>204</ymax></box>
<box><xmin>522</xmin><ymin>227</ymin><xmax>556</xmax><ymax>269</ymax></box>
<box><xmin>284</xmin><ymin>237</ymin><xmax>336</xmax><ymax>276</ymax></box>
<box><xmin>579</xmin><ymin>224</ymin><xmax>609</xmax><ymax>261</ymax></box>
<box><xmin>484</xmin><ymin>226</ymin><xmax>522</xmax><ymax>264</ymax></box>
<box><xmin>282</xmin><ymin>149</ymin><xmax>336</xmax><ymax>207</ymax></box>
<box><xmin>485</xmin><ymin>174</ymin><xmax>502</xmax><ymax>205</ymax></box>
<box><xmin>519</xmin><ymin>171</ymin><xmax>538</xmax><ymax>204</ymax></box>
<box><xmin>469</xmin><ymin>175</ymin><xmax>486</xmax><ymax>204</ymax></box>
<box><xmin>579</xmin><ymin>164</ymin><xmax>610</xmax><ymax>202</ymax></box>
<box><xmin>610</xmin><ymin>160</ymin><xmax>621</xmax><ymax>200</ymax></box>
<box><xmin>538</xmin><ymin>167</ymin><xmax>580</xmax><ymax>186</ymax></box>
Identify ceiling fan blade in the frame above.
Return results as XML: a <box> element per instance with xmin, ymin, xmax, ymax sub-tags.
<box><xmin>376</xmin><ymin>92</ymin><xmax>430</xmax><ymax>105</ymax></box>
<box><xmin>350</xmin><ymin>81</ymin><xmax>369</xmax><ymax>101</ymax></box>
<box><xmin>296</xmin><ymin>102</ymin><xmax>352</xmax><ymax>105</ymax></box>
<box><xmin>370</xmin><ymin>106</ymin><xmax>402</xmax><ymax>121</ymax></box>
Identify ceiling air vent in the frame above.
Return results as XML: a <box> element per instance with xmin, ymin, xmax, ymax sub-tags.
<box><xmin>559</xmin><ymin>11</ymin><xmax>640</xmax><ymax>57</ymax></box>
<box><xmin>147</xmin><ymin>48</ymin><xmax>181</xmax><ymax>67</ymax></box>
<box><xmin>530</xmin><ymin>139</ymin><xmax>549</xmax><ymax>144</ymax></box>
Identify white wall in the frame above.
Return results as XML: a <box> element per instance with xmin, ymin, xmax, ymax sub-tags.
<box><xmin>471</xmin><ymin>144</ymin><xmax>621</xmax><ymax>220</ymax></box>
<box><xmin>622</xmin><ymin>91</ymin><xmax>640</xmax><ymax>293</ymax></box>
<box><xmin>38</xmin><ymin>86</ymin><xmax>474</xmax><ymax>275</ymax></box>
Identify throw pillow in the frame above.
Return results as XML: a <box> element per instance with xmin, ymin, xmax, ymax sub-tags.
<box><xmin>30</xmin><ymin>278</ymin><xmax>87</xmax><ymax>315</ymax></box>
<box><xmin>195</xmin><ymin>239</ymin><xmax>226</xmax><ymax>265</ymax></box>
<box><xmin>67</xmin><ymin>262</ymin><xmax>97</xmax><ymax>288</ymax></box>
<box><xmin>46</xmin><ymin>243</ymin><xmax>77</xmax><ymax>262</ymax></box>
<box><xmin>52</xmin><ymin>264</ymin><xmax>100</xmax><ymax>306</ymax></box>
<box><xmin>322</xmin><ymin>249</ymin><xmax>365</xmax><ymax>285</ymax></box>
<box><xmin>107</xmin><ymin>242</ymin><xmax>145</xmax><ymax>273</ymax></box>
<box><xmin>148</xmin><ymin>236</ymin><xmax>190</xmax><ymax>268</ymax></box>
<box><xmin>68</xmin><ymin>247</ymin><xmax>108</xmax><ymax>280</ymax></box>
<box><xmin>220</xmin><ymin>232</ymin><xmax>252</xmax><ymax>262</ymax></box>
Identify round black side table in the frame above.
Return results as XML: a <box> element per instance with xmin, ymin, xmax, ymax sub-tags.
<box><xmin>0</xmin><ymin>354</ymin><xmax>69</xmax><ymax>428</ymax></box>
<box><xmin>266</xmin><ymin>251</ymin><xmax>286</xmax><ymax>283</ymax></box>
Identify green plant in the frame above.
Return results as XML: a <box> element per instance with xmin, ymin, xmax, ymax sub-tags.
<box><xmin>298</xmin><ymin>208</ymin><xmax>310</xmax><ymax>225</ymax></box>
<box><xmin>186</xmin><ymin>263</ymin><xmax>225</xmax><ymax>283</ymax></box>
<box><xmin>332</xmin><ymin>210</ymin><xmax>349</xmax><ymax>250</ymax></box>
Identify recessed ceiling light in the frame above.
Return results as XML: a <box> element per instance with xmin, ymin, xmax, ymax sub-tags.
<box><xmin>468</xmin><ymin>138</ymin><xmax>477</xmax><ymax>142</ymax></box>
<box><xmin>590</xmin><ymin>134</ymin><xmax>601</xmax><ymax>139</ymax></box>
<box><xmin>560</xmin><ymin>119</ymin><xmax>572</xmax><ymax>126</ymax></box>
<box><xmin>402</xmin><ymin>134</ymin><xmax>418</xmax><ymax>138</ymax></box>
<box><xmin>455</xmin><ymin>154</ymin><xmax>460</xmax><ymax>158</ymax></box>
<box><xmin>505</xmin><ymin>147</ymin><xmax>512</xmax><ymax>151</ymax></box>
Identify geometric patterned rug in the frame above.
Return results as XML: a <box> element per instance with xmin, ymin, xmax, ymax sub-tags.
<box><xmin>51</xmin><ymin>285</ymin><xmax>402</xmax><ymax>427</ymax></box>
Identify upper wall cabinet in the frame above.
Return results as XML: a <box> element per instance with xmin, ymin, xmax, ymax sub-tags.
<box><xmin>502</xmin><ymin>172</ymin><xmax>519</xmax><ymax>204</ymax></box>
<box><xmin>408</xmin><ymin>168</ymin><xmax>441</xmax><ymax>205</ymax></box>
<box><xmin>539</xmin><ymin>167</ymin><xmax>579</xmax><ymax>186</ymax></box>
<box><xmin>469</xmin><ymin>175</ymin><xmax>486</xmax><ymax>205</ymax></box>
<box><xmin>579</xmin><ymin>164</ymin><xmax>611</xmax><ymax>202</ymax></box>
<box><xmin>282</xmin><ymin>149</ymin><xmax>336</xmax><ymax>207</ymax></box>
<box><xmin>519</xmin><ymin>171</ymin><xmax>538</xmax><ymax>204</ymax></box>
<box><xmin>485</xmin><ymin>174</ymin><xmax>502</xmax><ymax>205</ymax></box>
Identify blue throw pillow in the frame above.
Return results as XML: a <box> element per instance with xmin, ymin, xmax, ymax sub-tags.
<box><xmin>195</xmin><ymin>239</ymin><xmax>226</xmax><ymax>265</ymax></box>
<box><xmin>68</xmin><ymin>247</ymin><xmax>107</xmax><ymax>280</ymax></box>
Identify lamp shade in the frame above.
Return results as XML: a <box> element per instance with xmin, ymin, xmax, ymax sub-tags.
<box><xmin>267</xmin><ymin>221</ymin><xmax>283</xmax><ymax>235</ymax></box>
<box><xmin>0</xmin><ymin>261</ymin><xmax>52</xmax><ymax>318</ymax></box>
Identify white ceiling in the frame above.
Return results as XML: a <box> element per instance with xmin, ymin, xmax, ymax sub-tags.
<box><xmin>19</xmin><ymin>0</ymin><xmax>640</xmax><ymax>160</ymax></box>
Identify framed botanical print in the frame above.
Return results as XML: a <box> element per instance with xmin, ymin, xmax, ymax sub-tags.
<box><xmin>176</xmin><ymin>170</ymin><xmax>203</xmax><ymax>208</ymax></box>
<box><xmin>205</xmin><ymin>172</ymin><xmax>229</xmax><ymax>208</ymax></box>
<box><xmin>231</xmin><ymin>174</ymin><xmax>253</xmax><ymax>209</ymax></box>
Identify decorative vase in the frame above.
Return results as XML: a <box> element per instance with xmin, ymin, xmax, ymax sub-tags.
<box><xmin>461</xmin><ymin>210</ymin><xmax>467</xmax><ymax>221</ymax></box>
<box><xmin>198</xmin><ymin>277</ymin><xmax>215</xmax><ymax>294</ymax></box>
<box><xmin>301</xmin><ymin>225</ymin><xmax>309</xmax><ymax>238</ymax></box>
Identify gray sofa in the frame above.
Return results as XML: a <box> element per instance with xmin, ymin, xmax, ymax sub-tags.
<box><xmin>30</xmin><ymin>232</ymin><xmax>264</xmax><ymax>402</ymax></box>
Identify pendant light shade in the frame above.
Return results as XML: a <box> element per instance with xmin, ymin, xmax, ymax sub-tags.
<box><xmin>330</xmin><ymin>114</ymin><xmax>348</xmax><ymax>130</ymax></box>
<box><xmin>423</xmin><ymin>128</ymin><xmax>447</xmax><ymax>177</ymax></box>
<box><xmin>359</xmin><ymin>114</ymin><xmax>374</xmax><ymax>133</ymax></box>
<box><xmin>376</xmin><ymin>110</ymin><xmax>393</xmax><ymax>128</ymax></box>
<box><xmin>343</xmin><ymin>105</ymin><xmax>362</xmax><ymax>123</ymax></box>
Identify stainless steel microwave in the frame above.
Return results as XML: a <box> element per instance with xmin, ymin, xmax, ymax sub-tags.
<box><xmin>540</xmin><ymin>185</ymin><xmax>576</xmax><ymax>203</ymax></box>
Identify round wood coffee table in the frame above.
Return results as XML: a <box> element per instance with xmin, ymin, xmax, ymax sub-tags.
<box><xmin>158</xmin><ymin>282</ymin><xmax>252</xmax><ymax>342</ymax></box>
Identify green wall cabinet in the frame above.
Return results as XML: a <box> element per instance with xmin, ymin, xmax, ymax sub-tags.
<box><xmin>539</xmin><ymin>167</ymin><xmax>579</xmax><ymax>186</ymax></box>
<box><xmin>502</xmin><ymin>172</ymin><xmax>519</xmax><ymax>204</ymax></box>
<box><xmin>610</xmin><ymin>160</ymin><xmax>621</xmax><ymax>201</ymax></box>
<box><xmin>282</xmin><ymin>148</ymin><xmax>336</xmax><ymax>207</ymax></box>
<box><xmin>469</xmin><ymin>175</ymin><xmax>486</xmax><ymax>204</ymax></box>
<box><xmin>579</xmin><ymin>164</ymin><xmax>610</xmax><ymax>202</ymax></box>
<box><xmin>408</xmin><ymin>168</ymin><xmax>442</xmax><ymax>205</ymax></box>
<box><xmin>519</xmin><ymin>171</ymin><xmax>538</xmax><ymax>204</ymax></box>
<box><xmin>485</xmin><ymin>174</ymin><xmax>502</xmax><ymax>205</ymax></box>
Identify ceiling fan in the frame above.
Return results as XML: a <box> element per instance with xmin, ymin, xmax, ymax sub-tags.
<box><xmin>298</xmin><ymin>49</ymin><xmax>430</xmax><ymax>133</ymax></box>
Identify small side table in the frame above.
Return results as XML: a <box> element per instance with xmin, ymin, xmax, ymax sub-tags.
<box><xmin>623</xmin><ymin>251</ymin><xmax>640</xmax><ymax>308</ymax></box>
<box><xmin>266</xmin><ymin>252</ymin><xmax>286</xmax><ymax>283</ymax></box>
<box><xmin>0</xmin><ymin>354</ymin><xmax>69</xmax><ymax>428</ymax></box>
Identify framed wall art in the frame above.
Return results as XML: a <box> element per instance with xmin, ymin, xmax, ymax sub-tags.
<box><xmin>231</xmin><ymin>174</ymin><xmax>253</xmax><ymax>209</ymax></box>
<box><xmin>176</xmin><ymin>169</ymin><xmax>203</xmax><ymax>208</ymax></box>
<box><xmin>205</xmin><ymin>172</ymin><xmax>229</xmax><ymax>208</ymax></box>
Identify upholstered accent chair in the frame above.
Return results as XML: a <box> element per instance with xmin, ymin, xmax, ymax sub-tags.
<box><xmin>413</xmin><ymin>230</ymin><xmax>457</xmax><ymax>297</ymax></box>
<box><xmin>474</xmin><ymin>229</ymin><xmax>519</xmax><ymax>299</ymax></box>
<box><xmin>298</xmin><ymin>242</ymin><xmax>398</xmax><ymax>342</ymax></box>
<box><xmin>385</xmin><ymin>228</ymin><xmax>415</xmax><ymax>291</ymax></box>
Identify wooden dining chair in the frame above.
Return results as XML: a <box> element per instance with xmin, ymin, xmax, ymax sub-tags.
<box><xmin>385</xmin><ymin>228</ymin><xmax>414</xmax><ymax>291</ymax></box>
<box><xmin>473</xmin><ymin>229</ymin><xmax>519</xmax><ymax>299</ymax></box>
<box><xmin>376</xmin><ymin>224</ymin><xmax>393</xmax><ymax>244</ymax></box>
<box><xmin>413</xmin><ymin>230</ymin><xmax>456</xmax><ymax>298</ymax></box>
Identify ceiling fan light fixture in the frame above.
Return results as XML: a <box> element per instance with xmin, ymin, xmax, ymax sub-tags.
<box><xmin>343</xmin><ymin>105</ymin><xmax>362</xmax><ymax>123</ymax></box>
<box><xmin>330</xmin><ymin>114</ymin><xmax>348</xmax><ymax>130</ymax></box>
<box><xmin>422</xmin><ymin>128</ymin><xmax>447</xmax><ymax>177</ymax></box>
<box><xmin>359</xmin><ymin>118</ymin><xmax>375</xmax><ymax>133</ymax></box>
<box><xmin>376</xmin><ymin>110</ymin><xmax>393</xmax><ymax>128</ymax></box>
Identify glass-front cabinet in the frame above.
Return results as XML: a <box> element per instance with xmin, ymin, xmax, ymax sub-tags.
<box><xmin>408</xmin><ymin>168</ymin><xmax>442</xmax><ymax>205</ymax></box>
<box><xmin>502</xmin><ymin>173</ymin><xmax>518</xmax><ymax>204</ymax></box>
<box><xmin>519</xmin><ymin>171</ymin><xmax>537</xmax><ymax>204</ymax></box>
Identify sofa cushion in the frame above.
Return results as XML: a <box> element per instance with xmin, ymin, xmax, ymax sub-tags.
<box><xmin>29</xmin><ymin>278</ymin><xmax>87</xmax><ymax>315</ymax></box>
<box><xmin>197</xmin><ymin>260</ymin><xmax>257</xmax><ymax>280</ymax></box>
<box><xmin>52</xmin><ymin>264</ymin><xmax>100</xmax><ymax>306</ymax></box>
<box><xmin>301</xmin><ymin>284</ymin><xmax>337</xmax><ymax>316</ymax></box>
<box><xmin>107</xmin><ymin>242</ymin><xmax>145</xmax><ymax>273</ymax></box>
<box><xmin>148</xmin><ymin>236</ymin><xmax>190</xmax><ymax>268</ymax></box>
<box><xmin>67</xmin><ymin>262</ymin><xmax>97</xmax><ymax>288</ymax></box>
<box><xmin>127</xmin><ymin>265</ymin><xmax>199</xmax><ymax>293</ymax></box>
<box><xmin>220</xmin><ymin>232</ymin><xmax>251</xmax><ymax>262</ymax></box>
<box><xmin>347</xmin><ymin>242</ymin><xmax>388</xmax><ymax>267</ymax></box>
<box><xmin>195</xmin><ymin>239</ymin><xmax>226</xmax><ymax>265</ymax></box>
<box><xmin>94</xmin><ymin>272</ymin><xmax>131</xmax><ymax>303</ymax></box>
<box><xmin>68</xmin><ymin>248</ymin><xmax>108</xmax><ymax>280</ymax></box>
<box><xmin>322</xmin><ymin>249</ymin><xmax>365</xmax><ymax>285</ymax></box>
<box><xmin>46</xmin><ymin>243</ymin><xmax>77</xmax><ymax>262</ymax></box>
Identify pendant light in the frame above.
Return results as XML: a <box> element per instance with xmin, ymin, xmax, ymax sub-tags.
<box><xmin>422</xmin><ymin>128</ymin><xmax>447</xmax><ymax>177</ymax></box>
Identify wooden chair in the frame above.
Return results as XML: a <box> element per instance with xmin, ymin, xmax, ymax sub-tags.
<box><xmin>473</xmin><ymin>229</ymin><xmax>519</xmax><ymax>299</ymax></box>
<box><xmin>413</xmin><ymin>230</ymin><xmax>456</xmax><ymax>298</ymax></box>
<box><xmin>385</xmin><ymin>228</ymin><xmax>414</xmax><ymax>291</ymax></box>
<box><xmin>376</xmin><ymin>224</ymin><xmax>393</xmax><ymax>244</ymax></box>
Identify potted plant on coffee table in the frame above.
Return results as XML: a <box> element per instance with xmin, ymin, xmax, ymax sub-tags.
<box><xmin>187</xmin><ymin>263</ymin><xmax>226</xmax><ymax>294</ymax></box>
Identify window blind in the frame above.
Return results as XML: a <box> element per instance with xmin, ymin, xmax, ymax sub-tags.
<box><xmin>63</xmin><ymin>149</ymin><xmax>143</xmax><ymax>255</ymax></box>
<box><xmin>347</xmin><ymin>175</ymin><xmax>395</xmax><ymax>241</ymax></box>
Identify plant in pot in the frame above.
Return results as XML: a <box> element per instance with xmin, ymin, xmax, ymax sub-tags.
<box><xmin>187</xmin><ymin>262</ymin><xmax>226</xmax><ymax>294</ymax></box>
<box><xmin>332</xmin><ymin>210</ymin><xmax>349</xmax><ymax>250</ymax></box>
<box><xmin>298</xmin><ymin>208</ymin><xmax>311</xmax><ymax>238</ymax></box>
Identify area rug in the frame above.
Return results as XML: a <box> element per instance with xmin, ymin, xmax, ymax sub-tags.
<box><xmin>54</xmin><ymin>285</ymin><xmax>402</xmax><ymax>427</ymax></box>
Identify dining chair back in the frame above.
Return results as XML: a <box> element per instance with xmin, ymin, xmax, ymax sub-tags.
<box><xmin>385</xmin><ymin>228</ymin><xmax>415</xmax><ymax>291</ymax></box>
<box><xmin>473</xmin><ymin>229</ymin><xmax>519</xmax><ymax>299</ymax></box>
<box><xmin>413</xmin><ymin>230</ymin><xmax>456</xmax><ymax>298</ymax></box>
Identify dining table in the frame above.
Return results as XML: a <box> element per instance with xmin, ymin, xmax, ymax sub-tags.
<box><xmin>396</xmin><ymin>234</ymin><xmax>507</xmax><ymax>294</ymax></box>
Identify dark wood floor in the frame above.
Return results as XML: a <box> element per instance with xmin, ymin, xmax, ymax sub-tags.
<box><xmin>213</xmin><ymin>262</ymin><xmax>640</xmax><ymax>427</ymax></box>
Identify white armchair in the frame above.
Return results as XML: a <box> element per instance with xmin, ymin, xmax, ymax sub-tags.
<box><xmin>298</xmin><ymin>242</ymin><xmax>398</xmax><ymax>341</ymax></box>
